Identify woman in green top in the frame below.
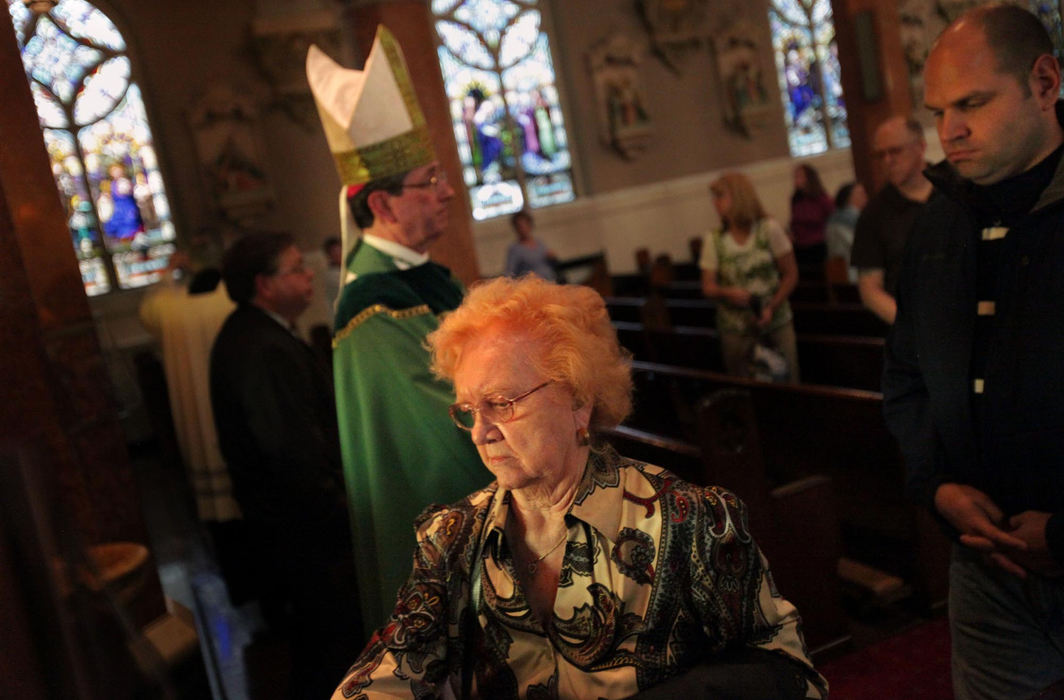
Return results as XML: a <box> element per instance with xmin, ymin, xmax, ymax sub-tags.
<box><xmin>699</xmin><ymin>172</ymin><xmax>801</xmax><ymax>381</ymax></box>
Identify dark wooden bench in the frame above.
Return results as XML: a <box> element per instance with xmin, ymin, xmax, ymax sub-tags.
<box><xmin>791</xmin><ymin>280</ymin><xmax>861</xmax><ymax>305</ymax></box>
<box><xmin>625</xmin><ymin>361</ymin><xmax>950</xmax><ymax>609</ymax></box>
<box><xmin>602</xmin><ymin>395</ymin><xmax>850</xmax><ymax>654</ymax></box>
<box><xmin>557</xmin><ymin>252</ymin><xmax>611</xmax><ymax>296</ymax></box>
<box><xmin>612</xmin><ymin>321</ymin><xmax>884</xmax><ymax>391</ymax></box>
<box><xmin>790</xmin><ymin>302</ymin><xmax>888</xmax><ymax>337</ymax></box>
<box><xmin>606</xmin><ymin>296</ymin><xmax>889</xmax><ymax>338</ymax></box>
<box><xmin>635</xmin><ymin>279</ymin><xmax>863</xmax><ymax>304</ymax></box>
<box><xmin>599</xmin><ymin>424</ymin><xmax>704</xmax><ymax>484</ymax></box>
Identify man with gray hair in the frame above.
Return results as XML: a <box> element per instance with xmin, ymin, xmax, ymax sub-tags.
<box><xmin>883</xmin><ymin>4</ymin><xmax>1064</xmax><ymax>696</ymax></box>
<box><xmin>851</xmin><ymin>114</ymin><xmax>934</xmax><ymax>324</ymax></box>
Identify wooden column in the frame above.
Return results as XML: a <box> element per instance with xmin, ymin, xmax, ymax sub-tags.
<box><xmin>341</xmin><ymin>0</ymin><xmax>480</xmax><ymax>285</ymax></box>
<box><xmin>0</xmin><ymin>5</ymin><xmax>163</xmax><ymax>629</ymax></box>
<box><xmin>830</xmin><ymin>0</ymin><xmax>913</xmax><ymax>190</ymax></box>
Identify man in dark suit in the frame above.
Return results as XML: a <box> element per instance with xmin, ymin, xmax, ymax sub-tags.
<box><xmin>210</xmin><ymin>232</ymin><xmax>359</xmax><ymax>700</ymax></box>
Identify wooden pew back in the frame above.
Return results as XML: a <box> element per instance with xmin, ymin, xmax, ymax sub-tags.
<box><xmin>613</xmin><ymin>321</ymin><xmax>884</xmax><ymax>391</ymax></box>
<box><xmin>695</xmin><ymin>389</ymin><xmax>847</xmax><ymax>654</ymax></box>
<box><xmin>626</xmin><ymin>361</ymin><xmax>949</xmax><ymax>605</ymax></box>
<box><xmin>598</xmin><ymin>425</ymin><xmax>704</xmax><ymax>485</ymax></box>
<box><xmin>606</xmin><ymin>296</ymin><xmax>889</xmax><ymax>338</ymax></box>
<box><xmin>603</xmin><ymin>397</ymin><xmax>850</xmax><ymax>653</ymax></box>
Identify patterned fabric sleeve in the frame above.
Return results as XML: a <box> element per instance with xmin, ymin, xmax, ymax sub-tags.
<box><xmin>332</xmin><ymin>503</ymin><xmax>480</xmax><ymax>699</ymax></box>
<box><xmin>690</xmin><ymin>486</ymin><xmax>828</xmax><ymax>698</ymax></box>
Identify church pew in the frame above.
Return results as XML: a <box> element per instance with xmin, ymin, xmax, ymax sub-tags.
<box><xmin>619</xmin><ymin>255</ymin><xmax>852</xmax><ymax>302</ymax></box>
<box><xmin>599</xmin><ymin>425</ymin><xmax>704</xmax><ymax>485</ymax></box>
<box><xmin>557</xmin><ymin>251</ymin><xmax>612</xmax><ymax>296</ymax></box>
<box><xmin>790</xmin><ymin>302</ymin><xmax>888</xmax><ymax>337</ymax></box>
<box><xmin>625</xmin><ymin>361</ymin><xmax>950</xmax><ymax>608</ymax></box>
<box><xmin>663</xmin><ymin>299</ymin><xmax>886</xmax><ymax>337</ymax></box>
<box><xmin>672</xmin><ymin>261</ymin><xmax>700</xmax><ymax>281</ymax></box>
<box><xmin>797</xmin><ymin>333</ymin><xmax>883</xmax><ymax>391</ymax></box>
<box><xmin>605</xmin><ymin>297</ymin><xmax>889</xmax><ymax>337</ymax></box>
<box><xmin>829</xmin><ymin>283</ymin><xmax>861</xmax><ymax>304</ymax></box>
<box><xmin>612</xmin><ymin>321</ymin><xmax>884</xmax><ymax>391</ymax></box>
<box><xmin>603</xmin><ymin>404</ymin><xmax>850</xmax><ymax>654</ymax></box>
<box><xmin>630</xmin><ymin>279</ymin><xmax>863</xmax><ymax>305</ymax></box>
<box><xmin>609</xmin><ymin>273</ymin><xmax>648</xmax><ymax>298</ymax></box>
<box><xmin>791</xmin><ymin>280</ymin><xmax>833</xmax><ymax>303</ymax></box>
<box><xmin>605</xmin><ymin>296</ymin><xmax>650</xmax><ymax>323</ymax></box>
<box><xmin>791</xmin><ymin>280</ymin><xmax>861</xmax><ymax>305</ymax></box>
<box><xmin>694</xmin><ymin>390</ymin><xmax>849</xmax><ymax>655</ymax></box>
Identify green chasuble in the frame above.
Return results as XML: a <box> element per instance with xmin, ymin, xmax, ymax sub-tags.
<box><xmin>332</xmin><ymin>241</ymin><xmax>486</xmax><ymax>635</ymax></box>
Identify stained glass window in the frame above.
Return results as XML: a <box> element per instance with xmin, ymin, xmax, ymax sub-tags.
<box><xmin>768</xmin><ymin>0</ymin><xmax>850</xmax><ymax>156</ymax></box>
<box><xmin>7</xmin><ymin>0</ymin><xmax>176</xmax><ymax>296</ymax></box>
<box><xmin>433</xmin><ymin>0</ymin><xmax>574</xmax><ymax>221</ymax></box>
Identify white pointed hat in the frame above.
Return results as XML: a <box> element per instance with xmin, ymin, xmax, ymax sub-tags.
<box><xmin>306</xmin><ymin>26</ymin><xmax>436</xmax><ymax>187</ymax></box>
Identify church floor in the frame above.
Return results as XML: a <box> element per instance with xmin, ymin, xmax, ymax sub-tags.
<box><xmin>131</xmin><ymin>443</ymin><xmax>259</xmax><ymax>700</ymax></box>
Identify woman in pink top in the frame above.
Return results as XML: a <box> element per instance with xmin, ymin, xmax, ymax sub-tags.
<box><xmin>789</xmin><ymin>163</ymin><xmax>834</xmax><ymax>270</ymax></box>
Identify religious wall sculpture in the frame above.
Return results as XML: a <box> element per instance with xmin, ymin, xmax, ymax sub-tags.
<box><xmin>251</xmin><ymin>5</ymin><xmax>342</xmax><ymax>129</ymax></box>
<box><xmin>713</xmin><ymin>28</ymin><xmax>774</xmax><ymax>139</ymax></box>
<box><xmin>587</xmin><ymin>33</ymin><xmax>653</xmax><ymax>160</ymax></box>
<box><xmin>188</xmin><ymin>84</ymin><xmax>275</xmax><ymax>226</ymax></box>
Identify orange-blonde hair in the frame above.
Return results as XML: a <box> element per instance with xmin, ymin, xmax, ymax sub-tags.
<box><xmin>428</xmin><ymin>275</ymin><xmax>632</xmax><ymax>431</ymax></box>
<box><xmin>709</xmin><ymin>171</ymin><xmax>767</xmax><ymax>232</ymax></box>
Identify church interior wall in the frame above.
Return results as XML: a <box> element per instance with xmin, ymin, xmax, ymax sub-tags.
<box><xmin>548</xmin><ymin>0</ymin><xmax>793</xmax><ymax>195</ymax></box>
<box><xmin>75</xmin><ymin>0</ymin><xmax>950</xmax><ymax>348</ymax></box>
<box><xmin>474</xmin><ymin>145</ymin><xmax>859</xmax><ymax>277</ymax></box>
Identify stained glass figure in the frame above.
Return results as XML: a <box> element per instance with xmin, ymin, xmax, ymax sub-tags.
<box><xmin>769</xmin><ymin>0</ymin><xmax>850</xmax><ymax>156</ymax></box>
<box><xmin>7</xmin><ymin>0</ymin><xmax>176</xmax><ymax>295</ymax></box>
<box><xmin>433</xmin><ymin>0</ymin><xmax>574</xmax><ymax>220</ymax></box>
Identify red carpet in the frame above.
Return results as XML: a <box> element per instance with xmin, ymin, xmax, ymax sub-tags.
<box><xmin>818</xmin><ymin>617</ymin><xmax>952</xmax><ymax>699</ymax></box>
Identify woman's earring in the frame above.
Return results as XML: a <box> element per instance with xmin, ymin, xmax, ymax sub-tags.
<box><xmin>577</xmin><ymin>427</ymin><xmax>590</xmax><ymax>446</ymax></box>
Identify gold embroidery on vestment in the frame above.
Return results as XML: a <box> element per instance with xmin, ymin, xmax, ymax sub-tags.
<box><xmin>332</xmin><ymin>303</ymin><xmax>432</xmax><ymax>347</ymax></box>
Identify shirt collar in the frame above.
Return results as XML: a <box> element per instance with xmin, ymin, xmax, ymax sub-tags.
<box><xmin>569</xmin><ymin>447</ymin><xmax>626</xmax><ymax>544</ymax></box>
<box><xmin>362</xmin><ymin>233</ymin><xmax>429</xmax><ymax>269</ymax></box>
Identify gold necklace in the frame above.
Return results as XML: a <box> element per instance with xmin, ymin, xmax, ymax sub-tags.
<box><xmin>526</xmin><ymin>533</ymin><xmax>567</xmax><ymax>575</ymax></box>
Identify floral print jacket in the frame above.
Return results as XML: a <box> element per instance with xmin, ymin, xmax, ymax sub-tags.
<box><xmin>333</xmin><ymin>448</ymin><xmax>827</xmax><ymax>699</ymax></box>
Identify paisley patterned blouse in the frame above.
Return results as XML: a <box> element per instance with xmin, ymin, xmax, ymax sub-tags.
<box><xmin>333</xmin><ymin>448</ymin><xmax>827</xmax><ymax>699</ymax></box>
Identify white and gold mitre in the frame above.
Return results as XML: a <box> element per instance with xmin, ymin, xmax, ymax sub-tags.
<box><xmin>306</xmin><ymin>26</ymin><xmax>436</xmax><ymax>186</ymax></box>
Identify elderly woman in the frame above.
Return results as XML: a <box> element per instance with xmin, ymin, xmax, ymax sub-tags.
<box><xmin>332</xmin><ymin>276</ymin><xmax>826</xmax><ymax>699</ymax></box>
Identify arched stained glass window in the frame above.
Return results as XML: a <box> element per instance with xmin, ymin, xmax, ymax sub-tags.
<box><xmin>432</xmin><ymin>0</ymin><xmax>574</xmax><ymax>221</ymax></box>
<box><xmin>7</xmin><ymin>0</ymin><xmax>176</xmax><ymax>296</ymax></box>
<box><xmin>768</xmin><ymin>0</ymin><xmax>850</xmax><ymax>156</ymax></box>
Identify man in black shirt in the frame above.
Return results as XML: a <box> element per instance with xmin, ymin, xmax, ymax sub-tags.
<box><xmin>851</xmin><ymin>115</ymin><xmax>934</xmax><ymax>324</ymax></box>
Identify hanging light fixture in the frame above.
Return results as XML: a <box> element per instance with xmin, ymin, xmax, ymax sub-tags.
<box><xmin>23</xmin><ymin>0</ymin><xmax>58</xmax><ymax>14</ymax></box>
